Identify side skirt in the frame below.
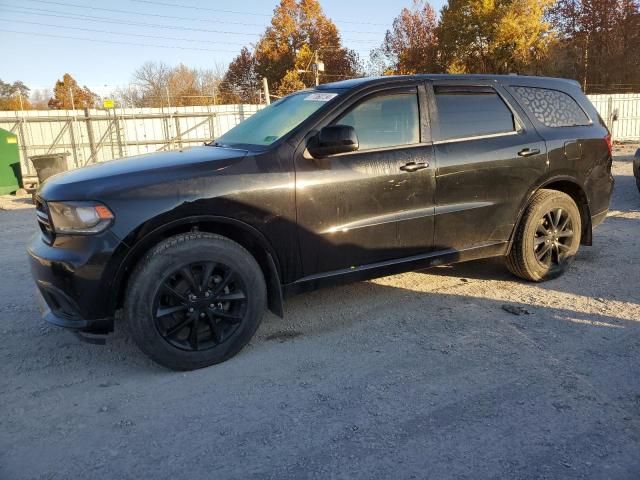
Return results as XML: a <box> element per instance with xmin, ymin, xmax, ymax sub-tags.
<box><xmin>282</xmin><ymin>241</ymin><xmax>508</xmax><ymax>298</ymax></box>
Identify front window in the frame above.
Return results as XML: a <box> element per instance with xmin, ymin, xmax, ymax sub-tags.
<box><xmin>334</xmin><ymin>90</ymin><xmax>420</xmax><ymax>150</ymax></box>
<box><xmin>214</xmin><ymin>91</ymin><xmax>340</xmax><ymax>147</ymax></box>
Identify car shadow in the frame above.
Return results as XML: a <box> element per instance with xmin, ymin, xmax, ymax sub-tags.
<box><xmin>47</xmin><ymin>276</ymin><xmax>635</xmax><ymax>376</ymax></box>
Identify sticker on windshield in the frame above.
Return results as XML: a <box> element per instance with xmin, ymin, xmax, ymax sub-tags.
<box><xmin>304</xmin><ymin>93</ymin><xmax>338</xmax><ymax>102</ymax></box>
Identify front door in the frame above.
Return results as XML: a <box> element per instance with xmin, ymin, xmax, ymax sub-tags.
<box><xmin>294</xmin><ymin>85</ymin><xmax>435</xmax><ymax>276</ymax></box>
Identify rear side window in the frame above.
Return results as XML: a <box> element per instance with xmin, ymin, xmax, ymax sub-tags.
<box><xmin>434</xmin><ymin>86</ymin><xmax>516</xmax><ymax>140</ymax></box>
<box><xmin>511</xmin><ymin>86</ymin><xmax>590</xmax><ymax>128</ymax></box>
<box><xmin>336</xmin><ymin>90</ymin><xmax>420</xmax><ymax>150</ymax></box>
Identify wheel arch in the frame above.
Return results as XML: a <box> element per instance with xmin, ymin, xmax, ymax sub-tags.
<box><xmin>110</xmin><ymin>215</ymin><xmax>284</xmax><ymax>319</ymax></box>
<box><xmin>508</xmin><ymin>177</ymin><xmax>593</xmax><ymax>253</ymax></box>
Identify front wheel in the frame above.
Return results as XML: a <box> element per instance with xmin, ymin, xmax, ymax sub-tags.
<box><xmin>506</xmin><ymin>189</ymin><xmax>582</xmax><ymax>282</ymax></box>
<box><xmin>125</xmin><ymin>233</ymin><xmax>266</xmax><ymax>370</ymax></box>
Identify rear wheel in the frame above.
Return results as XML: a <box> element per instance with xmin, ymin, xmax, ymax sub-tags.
<box><xmin>125</xmin><ymin>232</ymin><xmax>266</xmax><ymax>370</ymax></box>
<box><xmin>506</xmin><ymin>189</ymin><xmax>582</xmax><ymax>282</ymax></box>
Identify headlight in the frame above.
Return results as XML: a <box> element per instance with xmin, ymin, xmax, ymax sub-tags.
<box><xmin>47</xmin><ymin>201</ymin><xmax>114</xmax><ymax>234</ymax></box>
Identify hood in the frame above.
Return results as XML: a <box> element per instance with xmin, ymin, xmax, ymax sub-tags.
<box><xmin>39</xmin><ymin>146</ymin><xmax>248</xmax><ymax>200</ymax></box>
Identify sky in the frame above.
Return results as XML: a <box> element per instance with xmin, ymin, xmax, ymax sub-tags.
<box><xmin>1</xmin><ymin>0</ymin><xmax>446</xmax><ymax>96</ymax></box>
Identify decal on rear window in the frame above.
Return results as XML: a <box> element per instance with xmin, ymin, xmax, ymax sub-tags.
<box><xmin>511</xmin><ymin>86</ymin><xmax>590</xmax><ymax>128</ymax></box>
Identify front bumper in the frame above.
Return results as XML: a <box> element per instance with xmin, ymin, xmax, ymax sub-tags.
<box><xmin>28</xmin><ymin>230</ymin><xmax>128</xmax><ymax>334</ymax></box>
<box><xmin>34</xmin><ymin>281</ymin><xmax>112</xmax><ymax>333</ymax></box>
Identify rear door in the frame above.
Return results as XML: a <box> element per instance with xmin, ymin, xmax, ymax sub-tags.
<box><xmin>429</xmin><ymin>82</ymin><xmax>547</xmax><ymax>251</ymax></box>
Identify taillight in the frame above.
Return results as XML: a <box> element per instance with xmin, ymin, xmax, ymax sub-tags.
<box><xmin>604</xmin><ymin>133</ymin><xmax>613</xmax><ymax>156</ymax></box>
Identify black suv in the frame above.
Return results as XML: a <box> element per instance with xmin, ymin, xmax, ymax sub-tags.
<box><xmin>28</xmin><ymin>75</ymin><xmax>614</xmax><ymax>370</ymax></box>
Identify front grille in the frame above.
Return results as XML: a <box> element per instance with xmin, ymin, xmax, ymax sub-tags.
<box><xmin>35</xmin><ymin>197</ymin><xmax>55</xmax><ymax>243</ymax></box>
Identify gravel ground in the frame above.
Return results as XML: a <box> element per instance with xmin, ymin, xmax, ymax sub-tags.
<box><xmin>1</xmin><ymin>148</ymin><xmax>639</xmax><ymax>480</ymax></box>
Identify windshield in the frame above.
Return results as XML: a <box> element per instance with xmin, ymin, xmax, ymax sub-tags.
<box><xmin>214</xmin><ymin>91</ymin><xmax>340</xmax><ymax>147</ymax></box>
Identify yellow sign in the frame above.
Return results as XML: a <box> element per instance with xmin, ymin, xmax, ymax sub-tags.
<box><xmin>6</xmin><ymin>136</ymin><xmax>17</xmax><ymax>144</ymax></box>
<box><xmin>103</xmin><ymin>99</ymin><xmax>115</xmax><ymax>109</ymax></box>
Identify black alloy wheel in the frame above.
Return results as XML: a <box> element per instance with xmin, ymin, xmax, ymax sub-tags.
<box><xmin>125</xmin><ymin>232</ymin><xmax>266</xmax><ymax>371</ymax></box>
<box><xmin>153</xmin><ymin>261</ymin><xmax>248</xmax><ymax>352</ymax></box>
<box><xmin>533</xmin><ymin>207</ymin><xmax>576</xmax><ymax>268</ymax></box>
<box><xmin>506</xmin><ymin>189</ymin><xmax>582</xmax><ymax>282</ymax></box>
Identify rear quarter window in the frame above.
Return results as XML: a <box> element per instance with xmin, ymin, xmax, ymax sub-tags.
<box><xmin>511</xmin><ymin>86</ymin><xmax>590</xmax><ymax>128</ymax></box>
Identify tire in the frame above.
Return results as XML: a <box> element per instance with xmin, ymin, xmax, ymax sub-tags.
<box><xmin>124</xmin><ymin>232</ymin><xmax>266</xmax><ymax>370</ymax></box>
<box><xmin>506</xmin><ymin>189</ymin><xmax>582</xmax><ymax>282</ymax></box>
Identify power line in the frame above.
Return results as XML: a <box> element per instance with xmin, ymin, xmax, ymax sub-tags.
<box><xmin>0</xmin><ymin>29</ymin><xmax>241</xmax><ymax>52</ymax></box>
<box><xmin>131</xmin><ymin>0</ymin><xmax>391</xmax><ymax>26</ymax></box>
<box><xmin>133</xmin><ymin>0</ymin><xmax>281</xmax><ymax>18</ymax></box>
<box><xmin>1</xmin><ymin>28</ymin><xmax>373</xmax><ymax>56</ymax></box>
<box><xmin>18</xmin><ymin>0</ymin><xmax>267</xmax><ymax>28</ymax></box>
<box><xmin>8</xmin><ymin>20</ymin><xmax>377</xmax><ymax>51</ymax></box>
<box><xmin>4</xmin><ymin>6</ymin><xmax>381</xmax><ymax>43</ymax></box>
<box><xmin>3</xmin><ymin>6</ymin><xmax>258</xmax><ymax>37</ymax></box>
<box><xmin>3</xmin><ymin>7</ymin><xmax>255</xmax><ymax>37</ymax></box>
<box><xmin>18</xmin><ymin>0</ymin><xmax>385</xmax><ymax>34</ymax></box>
<box><xmin>9</xmin><ymin>19</ymin><xmax>259</xmax><ymax>46</ymax></box>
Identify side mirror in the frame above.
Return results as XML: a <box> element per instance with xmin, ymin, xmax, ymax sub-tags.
<box><xmin>308</xmin><ymin>125</ymin><xmax>359</xmax><ymax>158</ymax></box>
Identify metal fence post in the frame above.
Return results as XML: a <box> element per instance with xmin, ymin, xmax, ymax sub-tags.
<box><xmin>174</xmin><ymin>116</ymin><xmax>183</xmax><ymax>149</ymax></box>
<box><xmin>16</xmin><ymin>117</ymin><xmax>30</xmax><ymax>176</ymax></box>
<box><xmin>113</xmin><ymin>110</ymin><xmax>124</xmax><ymax>158</ymax></box>
<box><xmin>67</xmin><ymin>118</ymin><xmax>79</xmax><ymax>169</ymax></box>
<box><xmin>84</xmin><ymin>108</ymin><xmax>97</xmax><ymax>164</ymax></box>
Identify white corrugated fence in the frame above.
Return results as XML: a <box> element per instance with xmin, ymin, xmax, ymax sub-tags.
<box><xmin>587</xmin><ymin>94</ymin><xmax>640</xmax><ymax>141</ymax></box>
<box><xmin>0</xmin><ymin>104</ymin><xmax>263</xmax><ymax>177</ymax></box>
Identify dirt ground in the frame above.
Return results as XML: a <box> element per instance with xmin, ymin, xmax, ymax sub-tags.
<box><xmin>1</xmin><ymin>147</ymin><xmax>639</xmax><ymax>480</ymax></box>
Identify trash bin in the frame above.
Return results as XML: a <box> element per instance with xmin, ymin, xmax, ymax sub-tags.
<box><xmin>30</xmin><ymin>152</ymin><xmax>70</xmax><ymax>184</ymax></box>
<box><xmin>0</xmin><ymin>128</ymin><xmax>21</xmax><ymax>195</ymax></box>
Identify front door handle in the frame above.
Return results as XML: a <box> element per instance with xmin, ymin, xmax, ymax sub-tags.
<box><xmin>400</xmin><ymin>161</ymin><xmax>429</xmax><ymax>172</ymax></box>
<box><xmin>518</xmin><ymin>148</ymin><xmax>541</xmax><ymax>157</ymax></box>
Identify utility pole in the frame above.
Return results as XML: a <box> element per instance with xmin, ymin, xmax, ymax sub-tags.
<box><xmin>298</xmin><ymin>51</ymin><xmax>324</xmax><ymax>88</ymax></box>
<box><xmin>262</xmin><ymin>77</ymin><xmax>270</xmax><ymax>105</ymax></box>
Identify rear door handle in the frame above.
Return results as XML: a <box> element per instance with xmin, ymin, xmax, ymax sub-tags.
<box><xmin>518</xmin><ymin>148</ymin><xmax>541</xmax><ymax>157</ymax></box>
<box><xmin>400</xmin><ymin>161</ymin><xmax>429</xmax><ymax>172</ymax></box>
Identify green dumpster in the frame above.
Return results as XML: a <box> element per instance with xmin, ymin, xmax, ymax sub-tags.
<box><xmin>0</xmin><ymin>128</ymin><xmax>21</xmax><ymax>195</ymax></box>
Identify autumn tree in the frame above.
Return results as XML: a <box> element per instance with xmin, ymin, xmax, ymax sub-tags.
<box><xmin>253</xmin><ymin>0</ymin><xmax>361</xmax><ymax>96</ymax></box>
<box><xmin>439</xmin><ymin>0</ymin><xmax>555</xmax><ymax>74</ymax></box>
<box><xmin>549</xmin><ymin>0</ymin><xmax>640</xmax><ymax>92</ymax></box>
<box><xmin>220</xmin><ymin>47</ymin><xmax>260</xmax><ymax>103</ymax></box>
<box><xmin>375</xmin><ymin>0</ymin><xmax>441</xmax><ymax>75</ymax></box>
<box><xmin>0</xmin><ymin>79</ymin><xmax>32</xmax><ymax>110</ymax></box>
<box><xmin>166</xmin><ymin>64</ymin><xmax>203</xmax><ymax>106</ymax></box>
<box><xmin>616</xmin><ymin>0</ymin><xmax>640</xmax><ymax>88</ymax></box>
<box><xmin>48</xmin><ymin>74</ymin><xmax>98</xmax><ymax>109</ymax></box>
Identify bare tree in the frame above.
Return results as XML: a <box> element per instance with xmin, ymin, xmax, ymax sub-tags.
<box><xmin>30</xmin><ymin>89</ymin><xmax>51</xmax><ymax>110</ymax></box>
